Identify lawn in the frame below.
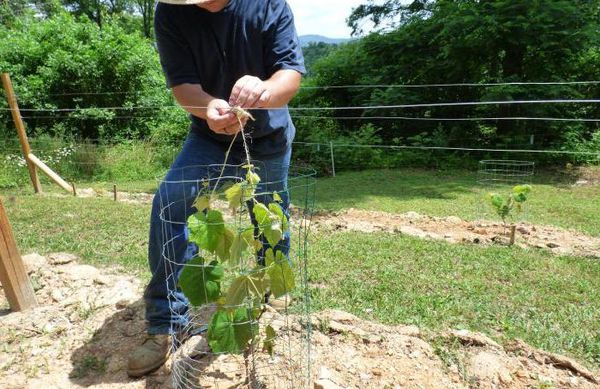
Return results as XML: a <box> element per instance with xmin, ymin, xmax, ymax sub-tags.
<box><xmin>309</xmin><ymin>231</ymin><xmax>600</xmax><ymax>368</ymax></box>
<box><xmin>17</xmin><ymin>167</ymin><xmax>599</xmax><ymax>235</ymax></box>
<box><xmin>2</xmin><ymin>167</ymin><xmax>600</xmax><ymax>369</ymax></box>
<box><xmin>313</xmin><ymin>168</ymin><xmax>600</xmax><ymax>236</ymax></box>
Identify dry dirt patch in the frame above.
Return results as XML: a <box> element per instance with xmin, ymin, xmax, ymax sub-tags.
<box><xmin>1</xmin><ymin>254</ymin><xmax>598</xmax><ymax>388</ymax></box>
<box><xmin>311</xmin><ymin>209</ymin><xmax>600</xmax><ymax>258</ymax></box>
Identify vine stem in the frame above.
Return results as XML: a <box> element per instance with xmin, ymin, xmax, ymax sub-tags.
<box><xmin>210</xmin><ymin>107</ymin><xmax>254</xmax><ymax>198</ymax></box>
<box><xmin>211</xmin><ymin>131</ymin><xmax>238</xmax><ymax>199</ymax></box>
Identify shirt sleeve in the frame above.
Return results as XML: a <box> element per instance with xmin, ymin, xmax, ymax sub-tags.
<box><xmin>262</xmin><ymin>0</ymin><xmax>306</xmax><ymax>77</ymax></box>
<box><xmin>154</xmin><ymin>3</ymin><xmax>201</xmax><ymax>88</ymax></box>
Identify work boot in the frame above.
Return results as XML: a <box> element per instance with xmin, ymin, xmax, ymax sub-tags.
<box><xmin>127</xmin><ymin>334</ymin><xmax>171</xmax><ymax>377</ymax></box>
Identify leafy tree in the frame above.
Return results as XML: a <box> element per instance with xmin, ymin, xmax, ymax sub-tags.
<box><xmin>301</xmin><ymin>42</ymin><xmax>338</xmax><ymax>74</ymax></box>
<box><xmin>296</xmin><ymin>0</ymin><xmax>600</xmax><ymax>162</ymax></box>
<box><xmin>347</xmin><ymin>0</ymin><xmax>432</xmax><ymax>36</ymax></box>
<box><xmin>132</xmin><ymin>0</ymin><xmax>153</xmax><ymax>38</ymax></box>
<box><xmin>1</xmin><ymin>0</ymin><xmax>33</xmax><ymax>26</ymax></box>
<box><xmin>61</xmin><ymin>0</ymin><xmax>132</xmax><ymax>26</ymax></box>
<box><xmin>0</xmin><ymin>12</ymin><xmax>185</xmax><ymax>141</ymax></box>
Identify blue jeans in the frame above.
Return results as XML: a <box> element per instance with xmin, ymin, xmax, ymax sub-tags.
<box><xmin>144</xmin><ymin>130</ymin><xmax>291</xmax><ymax>335</ymax></box>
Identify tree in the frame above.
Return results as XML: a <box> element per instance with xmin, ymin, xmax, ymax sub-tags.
<box><xmin>296</xmin><ymin>0</ymin><xmax>600</xmax><ymax>159</ymax></box>
<box><xmin>347</xmin><ymin>0</ymin><xmax>433</xmax><ymax>36</ymax></box>
<box><xmin>61</xmin><ymin>0</ymin><xmax>132</xmax><ymax>26</ymax></box>
<box><xmin>301</xmin><ymin>42</ymin><xmax>338</xmax><ymax>74</ymax></box>
<box><xmin>133</xmin><ymin>0</ymin><xmax>153</xmax><ymax>38</ymax></box>
<box><xmin>0</xmin><ymin>12</ymin><xmax>175</xmax><ymax>141</ymax></box>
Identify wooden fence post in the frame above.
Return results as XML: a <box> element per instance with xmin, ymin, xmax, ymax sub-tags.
<box><xmin>329</xmin><ymin>141</ymin><xmax>336</xmax><ymax>177</ymax></box>
<box><xmin>0</xmin><ymin>198</ymin><xmax>38</xmax><ymax>311</ymax></box>
<box><xmin>1</xmin><ymin>73</ymin><xmax>42</xmax><ymax>194</ymax></box>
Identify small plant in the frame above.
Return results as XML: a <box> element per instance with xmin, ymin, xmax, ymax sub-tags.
<box><xmin>178</xmin><ymin>108</ymin><xmax>294</xmax><ymax>367</ymax></box>
<box><xmin>486</xmin><ymin>185</ymin><xmax>532</xmax><ymax>244</ymax></box>
<box><xmin>486</xmin><ymin>185</ymin><xmax>532</xmax><ymax>225</ymax></box>
<box><xmin>180</xmin><ymin>168</ymin><xmax>292</xmax><ymax>355</ymax></box>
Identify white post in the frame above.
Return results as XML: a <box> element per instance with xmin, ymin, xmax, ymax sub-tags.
<box><xmin>329</xmin><ymin>141</ymin><xmax>336</xmax><ymax>177</ymax></box>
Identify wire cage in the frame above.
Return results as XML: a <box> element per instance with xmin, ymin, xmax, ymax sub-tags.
<box><xmin>476</xmin><ymin>159</ymin><xmax>535</xmax><ymax>227</ymax></box>
<box><xmin>477</xmin><ymin>160</ymin><xmax>535</xmax><ymax>186</ymax></box>
<box><xmin>156</xmin><ymin>163</ymin><xmax>316</xmax><ymax>389</ymax></box>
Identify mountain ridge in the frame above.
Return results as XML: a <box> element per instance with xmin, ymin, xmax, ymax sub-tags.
<box><xmin>299</xmin><ymin>34</ymin><xmax>351</xmax><ymax>46</ymax></box>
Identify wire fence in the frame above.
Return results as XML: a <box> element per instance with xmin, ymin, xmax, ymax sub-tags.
<box><xmin>2</xmin><ymin>98</ymin><xmax>600</xmax><ymax>113</ymax></box>
<box><xmin>1</xmin><ymin>82</ymin><xmax>598</xmax><ymax>192</ymax></box>
<box><xmin>10</xmin><ymin>80</ymin><xmax>600</xmax><ymax>99</ymax></box>
<box><xmin>0</xmin><ymin>139</ymin><xmax>597</xmax><ymax>194</ymax></box>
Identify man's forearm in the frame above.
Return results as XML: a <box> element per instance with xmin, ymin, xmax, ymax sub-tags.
<box><xmin>263</xmin><ymin>69</ymin><xmax>302</xmax><ymax>108</ymax></box>
<box><xmin>171</xmin><ymin>83</ymin><xmax>215</xmax><ymax>120</ymax></box>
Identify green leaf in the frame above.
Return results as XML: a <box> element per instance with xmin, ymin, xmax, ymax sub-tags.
<box><xmin>188</xmin><ymin>210</ymin><xmax>223</xmax><ymax>251</ymax></box>
<box><xmin>215</xmin><ymin>228</ymin><xmax>234</xmax><ymax>262</ymax></box>
<box><xmin>225</xmin><ymin>270</ymin><xmax>268</xmax><ymax>307</ymax></box>
<box><xmin>253</xmin><ymin>203</ymin><xmax>283</xmax><ymax>247</ymax></box>
<box><xmin>192</xmin><ymin>195</ymin><xmax>211</xmax><ymax>212</ymax></box>
<box><xmin>230</xmin><ymin>228</ymin><xmax>260</xmax><ymax>265</ymax></box>
<box><xmin>265</xmin><ymin>249</ymin><xmax>295</xmax><ymax>298</ymax></box>
<box><xmin>269</xmin><ymin>202</ymin><xmax>289</xmax><ymax>232</ymax></box>
<box><xmin>273</xmin><ymin>192</ymin><xmax>283</xmax><ymax>203</ymax></box>
<box><xmin>513</xmin><ymin>185</ymin><xmax>532</xmax><ymax>195</ymax></box>
<box><xmin>486</xmin><ymin>193</ymin><xmax>504</xmax><ymax>209</ymax></box>
<box><xmin>246</xmin><ymin>170</ymin><xmax>261</xmax><ymax>187</ymax></box>
<box><xmin>179</xmin><ymin>258</ymin><xmax>224</xmax><ymax>306</ymax></box>
<box><xmin>224</xmin><ymin>183</ymin><xmax>243</xmax><ymax>211</ymax></box>
<box><xmin>512</xmin><ymin>185</ymin><xmax>532</xmax><ymax>203</ymax></box>
<box><xmin>253</xmin><ymin>203</ymin><xmax>270</xmax><ymax>226</ymax></box>
<box><xmin>263</xmin><ymin>325</ymin><xmax>277</xmax><ymax>356</ymax></box>
<box><xmin>188</xmin><ymin>210</ymin><xmax>233</xmax><ymax>260</ymax></box>
<box><xmin>207</xmin><ymin>308</ymin><xmax>258</xmax><ymax>354</ymax></box>
<box><xmin>513</xmin><ymin>193</ymin><xmax>528</xmax><ymax>203</ymax></box>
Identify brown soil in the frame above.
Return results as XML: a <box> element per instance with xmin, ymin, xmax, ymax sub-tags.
<box><xmin>1</xmin><ymin>254</ymin><xmax>598</xmax><ymax>388</ymax></box>
<box><xmin>310</xmin><ymin>209</ymin><xmax>600</xmax><ymax>258</ymax></box>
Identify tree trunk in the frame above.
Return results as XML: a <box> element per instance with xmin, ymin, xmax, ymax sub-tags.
<box><xmin>95</xmin><ymin>0</ymin><xmax>102</xmax><ymax>28</ymax></box>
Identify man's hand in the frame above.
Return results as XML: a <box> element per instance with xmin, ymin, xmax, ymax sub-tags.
<box><xmin>206</xmin><ymin>99</ymin><xmax>248</xmax><ymax>135</ymax></box>
<box><xmin>229</xmin><ymin>76</ymin><xmax>272</xmax><ymax>109</ymax></box>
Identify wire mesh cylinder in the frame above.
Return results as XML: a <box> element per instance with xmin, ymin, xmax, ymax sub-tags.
<box><xmin>477</xmin><ymin>160</ymin><xmax>535</xmax><ymax>186</ymax></box>
<box><xmin>476</xmin><ymin>160</ymin><xmax>535</xmax><ymax>225</ymax></box>
<box><xmin>156</xmin><ymin>163</ymin><xmax>316</xmax><ymax>389</ymax></box>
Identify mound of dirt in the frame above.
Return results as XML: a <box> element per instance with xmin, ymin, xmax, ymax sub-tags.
<box><xmin>311</xmin><ymin>209</ymin><xmax>600</xmax><ymax>258</ymax></box>
<box><xmin>0</xmin><ymin>254</ymin><xmax>597</xmax><ymax>388</ymax></box>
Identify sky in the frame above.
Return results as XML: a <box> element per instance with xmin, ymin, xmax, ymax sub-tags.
<box><xmin>286</xmin><ymin>0</ymin><xmax>367</xmax><ymax>38</ymax></box>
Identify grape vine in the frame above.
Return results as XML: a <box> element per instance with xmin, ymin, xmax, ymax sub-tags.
<box><xmin>486</xmin><ymin>184</ymin><xmax>532</xmax><ymax>225</ymax></box>
<box><xmin>178</xmin><ymin>108</ymin><xmax>293</xmax><ymax>356</ymax></box>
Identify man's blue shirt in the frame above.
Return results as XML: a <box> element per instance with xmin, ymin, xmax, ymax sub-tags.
<box><xmin>155</xmin><ymin>0</ymin><xmax>305</xmax><ymax>157</ymax></box>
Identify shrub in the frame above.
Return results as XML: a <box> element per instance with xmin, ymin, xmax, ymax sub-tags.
<box><xmin>0</xmin><ymin>12</ymin><xmax>172</xmax><ymax>142</ymax></box>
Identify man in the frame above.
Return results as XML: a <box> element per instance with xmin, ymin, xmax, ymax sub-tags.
<box><xmin>127</xmin><ymin>0</ymin><xmax>305</xmax><ymax>377</ymax></box>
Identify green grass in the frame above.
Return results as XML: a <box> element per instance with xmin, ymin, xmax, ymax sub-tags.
<box><xmin>10</xmin><ymin>167</ymin><xmax>599</xmax><ymax>236</ymax></box>
<box><xmin>309</xmin><ymin>231</ymin><xmax>600</xmax><ymax>368</ymax></box>
<box><xmin>4</xmin><ymin>196</ymin><xmax>150</xmax><ymax>276</ymax></box>
<box><xmin>313</xmin><ymin>169</ymin><xmax>600</xmax><ymax>236</ymax></box>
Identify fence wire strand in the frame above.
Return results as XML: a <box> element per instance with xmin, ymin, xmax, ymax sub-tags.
<box><xmin>10</xmin><ymin>80</ymin><xmax>600</xmax><ymax>99</ymax></box>
<box><xmin>1</xmin><ymin>98</ymin><xmax>600</xmax><ymax>113</ymax></box>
